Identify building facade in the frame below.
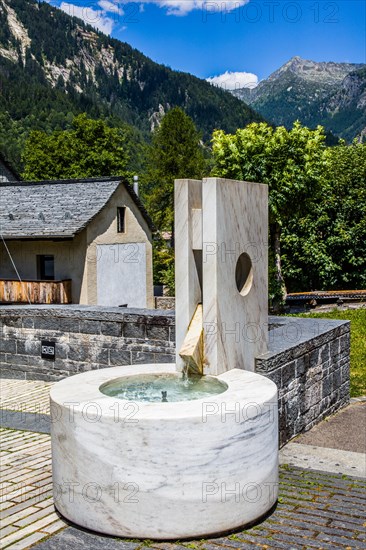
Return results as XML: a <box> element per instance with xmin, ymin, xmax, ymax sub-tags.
<box><xmin>0</xmin><ymin>177</ymin><xmax>154</xmax><ymax>308</ymax></box>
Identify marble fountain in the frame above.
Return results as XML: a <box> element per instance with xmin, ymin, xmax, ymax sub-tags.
<box><xmin>50</xmin><ymin>178</ymin><xmax>278</xmax><ymax>540</ymax></box>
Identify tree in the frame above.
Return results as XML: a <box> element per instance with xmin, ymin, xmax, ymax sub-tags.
<box><xmin>212</xmin><ymin>121</ymin><xmax>327</xmax><ymax>302</ymax></box>
<box><xmin>22</xmin><ymin>114</ymin><xmax>130</xmax><ymax>180</ymax></box>
<box><xmin>323</xmin><ymin>142</ymin><xmax>366</xmax><ymax>288</ymax></box>
<box><xmin>281</xmin><ymin>141</ymin><xmax>366</xmax><ymax>291</ymax></box>
<box><xmin>143</xmin><ymin>107</ymin><xmax>206</xmax><ymax>290</ymax></box>
<box><xmin>143</xmin><ymin>107</ymin><xmax>206</xmax><ymax>232</ymax></box>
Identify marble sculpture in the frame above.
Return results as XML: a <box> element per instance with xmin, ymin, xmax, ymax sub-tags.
<box><xmin>50</xmin><ymin>178</ymin><xmax>279</xmax><ymax>539</ymax></box>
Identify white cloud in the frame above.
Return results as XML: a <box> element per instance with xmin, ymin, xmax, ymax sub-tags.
<box><xmin>98</xmin><ymin>0</ymin><xmax>123</xmax><ymax>15</ymax></box>
<box><xmin>140</xmin><ymin>0</ymin><xmax>249</xmax><ymax>16</ymax></box>
<box><xmin>207</xmin><ymin>70</ymin><xmax>259</xmax><ymax>91</ymax></box>
<box><xmin>60</xmin><ymin>2</ymin><xmax>115</xmax><ymax>34</ymax></box>
<box><xmin>59</xmin><ymin>0</ymin><xmax>249</xmax><ymax>29</ymax></box>
<box><xmin>59</xmin><ymin>0</ymin><xmax>249</xmax><ymax>22</ymax></box>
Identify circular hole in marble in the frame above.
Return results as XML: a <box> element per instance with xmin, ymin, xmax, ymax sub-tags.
<box><xmin>235</xmin><ymin>252</ymin><xmax>253</xmax><ymax>296</ymax></box>
<box><xmin>99</xmin><ymin>373</ymin><xmax>228</xmax><ymax>403</ymax></box>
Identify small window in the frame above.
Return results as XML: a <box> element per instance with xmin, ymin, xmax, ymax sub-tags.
<box><xmin>37</xmin><ymin>255</ymin><xmax>55</xmax><ymax>280</ymax></box>
<box><xmin>117</xmin><ymin>207</ymin><xmax>126</xmax><ymax>233</ymax></box>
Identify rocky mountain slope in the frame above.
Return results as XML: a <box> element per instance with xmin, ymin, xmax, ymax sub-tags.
<box><xmin>233</xmin><ymin>57</ymin><xmax>366</xmax><ymax>141</ymax></box>
<box><xmin>0</xmin><ymin>0</ymin><xmax>261</xmax><ymax>170</ymax></box>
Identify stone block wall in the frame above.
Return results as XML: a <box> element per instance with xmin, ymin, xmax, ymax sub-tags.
<box><xmin>0</xmin><ymin>306</ymin><xmax>175</xmax><ymax>382</ymax></box>
<box><xmin>0</xmin><ymin>306</ymin><xmax>350</xmax><ymax>446</ymax></box>
<box><xmin>155</xmin><ymin>297</ymin><xmax>176</xmax><ymax>310</ymax></box>
<box><xmin>256</xmin><ymin>316</ymin><xmax>350</xmax><ymax>447</ymax></box>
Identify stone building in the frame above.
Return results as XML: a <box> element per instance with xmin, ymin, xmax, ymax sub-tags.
<box><xmin>0</xmin><ymin>176</ymin><xmax>154</xmax><ymax>307</ymax></box>
<box><xmin>0</xmin><ymin>153</ymin><xmax>20</xmax><ymax>182</ymax></box>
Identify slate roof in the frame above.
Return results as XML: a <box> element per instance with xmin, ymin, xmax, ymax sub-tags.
<box><xmin>0</xmin><ymin>176</ymin><xmax>154</xmax><ymax>239</ymax></box>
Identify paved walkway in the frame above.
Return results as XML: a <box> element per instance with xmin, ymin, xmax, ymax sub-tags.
<box><xmin>1</xmin><ymin>379</ymin><xmax>366</xmax><ymax>550</ymax></box>
<box><xmin>0</xmin><ymin>428</ymin><xmax>66</xmax><ymax>549</ymax></box>
<box><xmin>280</xmin><ymin>401</ymin><xmax>366</xmax><ymax>478</ymax></box>
<box><xmin>0</xmin><ymin>380</ymin><xmax>51</xmax><ymax>416</ymax></box>
<box><xmin>294</xmin><ymin>401</ymin><xmax>366</xmax><ymax>453</ymax></box>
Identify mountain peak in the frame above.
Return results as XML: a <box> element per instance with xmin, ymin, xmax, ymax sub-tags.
<box><xmin>270</xmin><ymin>57</ymin><xmax>365</xmax><ymax>85</ymax></box>
<box><xmin>232</xmin><ymin>55</ymin><xmax>366</xmax><ymax>141</ymax></box>
<box><xmin>231</xmin><ymin>56</ymin><xmax>366</xmax><ymax>142</ymax></box>
<box><xmin>287</xmin><ymin>56</ymin><xmax>304</xmax><ymax>64</ymax></box>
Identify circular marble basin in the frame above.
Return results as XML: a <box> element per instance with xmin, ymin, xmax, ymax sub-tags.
<box><xmin>50</xmin><ymin>364</ymin><xmax>278</xmax><ymax>540</ymax></box>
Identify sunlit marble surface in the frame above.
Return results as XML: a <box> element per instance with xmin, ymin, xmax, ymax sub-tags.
<box><xmin>174</xmin><ymin>178</ymin><xmax>268</xmax><ymax>376</ymax></box>
<box><xmin>174</xmin><ymin>179</ymin><xmax>203</xmax><ymax>372</ymax></box>
<box><xmin>202</xmin><ymin>178</ymin><xmax>268</xmax><ymax>375</ymax></box>
<box><xmin>51</xmin><ymin>364</ymin><xmax>278</xmax><ymax>539</ymax></box>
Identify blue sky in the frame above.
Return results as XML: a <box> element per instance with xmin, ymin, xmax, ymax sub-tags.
<box><xmin>52</xmin><ymin>0</ymin><xmax>366</xmax><ymax>87</ymax></box>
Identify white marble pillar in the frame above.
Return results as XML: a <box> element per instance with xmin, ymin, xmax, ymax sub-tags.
<box><xmin>175</xmin><ymin>177</ymin><xmax>268</xmax><ymax>375</ymax></box>
<box><xmin>175</xmin><ymin>179</ymin><xmax>202</xmax><ymax>371</ymax></box>
<box><xmin>202</xmin><ymin>178</ymin><xmax>268</xmax><ymax>375</ymax></box>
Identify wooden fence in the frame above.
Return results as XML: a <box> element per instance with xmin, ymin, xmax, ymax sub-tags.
<box><xmin>0</xmin><ymin>279</ymin><xmax>72</xmax><ymax>304</ymax></box>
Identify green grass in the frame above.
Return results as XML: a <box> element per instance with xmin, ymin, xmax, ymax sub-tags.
<box><xmin>296</xmin><ymin>309</ymin><xmax>366</xmax><ymax>397</ymax></box>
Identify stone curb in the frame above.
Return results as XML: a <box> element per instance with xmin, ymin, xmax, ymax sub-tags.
<box><xmin>280</xmin><ymin>442</ymin><xmax>366</xmax><ymax>478</ymax></box>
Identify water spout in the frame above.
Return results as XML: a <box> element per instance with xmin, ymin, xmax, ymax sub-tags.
<box><xmin>179</xmin><ymin>304</ymin><xmax>204</xmax><ymax>375</ymax></box>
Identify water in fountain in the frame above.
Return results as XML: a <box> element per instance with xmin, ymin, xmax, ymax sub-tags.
<box><xmin>182</xmin><ymin>364</ymin><xmax>189</xmax><ymax>381</ymax></box>
<box><xmin>99</xmin><ymin>373</ymin><xmax>228</xmax><ymax>403</ymax></box>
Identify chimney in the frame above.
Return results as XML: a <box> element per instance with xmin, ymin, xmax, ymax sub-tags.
<box><xmin>133</xmin><ymin>175</ymin><xmax>139</xmax><ymax>196</ymax></box>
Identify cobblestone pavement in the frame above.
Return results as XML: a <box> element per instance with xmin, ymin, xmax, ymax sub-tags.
<box><xmin>1</xmin><ymin>380</ymin><xmax>366</xmax><ymax>550</ymax></box>
<box><xmin>0</xmin><ymin>380</ymin><xmax>52</xmax><ymax>415</ymax></box>
<box><xmin>0</xmin><ymin>428</ymin><xmax>66</xmax><ymax>549</ymax></box>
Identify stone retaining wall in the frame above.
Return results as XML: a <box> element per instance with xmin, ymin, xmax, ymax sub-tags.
<box><xmin>155</xmin><ymin>297</ymin><xmax>176</xmax><ymax>310</ymax></box>
<box><xmin>0</xmin><ymin>306</ymin><xmax>350</xmax><ymax>446</ymax></box>
<box><xmin>0</xmin><ymin>306</ymin><xmax>175</xmax><ymax>382</ymax></box>
<box><xmin>256</xmin><ymin>316</ymin><xmax>350</xmax><ymax>447</ymax></box>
